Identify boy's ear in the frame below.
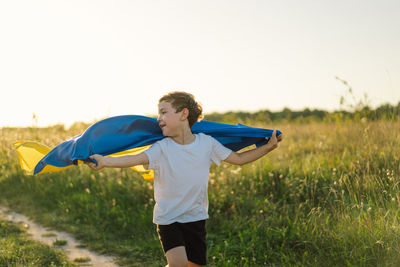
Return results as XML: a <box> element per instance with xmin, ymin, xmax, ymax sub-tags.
<box><xmin>180</xmin><ymin>108</ymin><xmax>189</xmax><ymax>120</ymax></box>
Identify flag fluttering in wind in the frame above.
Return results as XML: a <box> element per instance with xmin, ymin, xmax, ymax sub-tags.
<box><xmin>14</xmin><ymin>115</ymin><xmax>282</xmax><ymax>180</ymax></box>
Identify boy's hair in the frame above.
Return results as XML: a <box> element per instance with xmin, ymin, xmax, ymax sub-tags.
<box><xmin>159</xmin><ymin>91</ymin><xmax>203</xmax><ymax>128</ymax></box>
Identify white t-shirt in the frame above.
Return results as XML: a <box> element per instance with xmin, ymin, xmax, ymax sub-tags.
<box><xmin>144</xmin><ymin>133</ymin><xmax>232</xmax><ymax>225</ymax></box>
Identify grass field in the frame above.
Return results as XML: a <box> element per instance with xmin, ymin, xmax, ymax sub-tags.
<box><xmin>0</xmin><ymin>119</ymin><xmax>399</xmax><ymax>266</ymax></box>
<box><xmin>0</xmin><ymin>218</ymin><xmax>74</xmax><ymax>266</ymax></box>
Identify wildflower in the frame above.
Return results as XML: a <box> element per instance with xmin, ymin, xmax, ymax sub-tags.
<box><xmin>230</xmin><ymin>167</ymin><xmax>242</xmax><ymax>174</ymax></box>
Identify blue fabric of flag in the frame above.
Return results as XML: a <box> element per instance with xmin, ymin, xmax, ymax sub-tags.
<box><xmin>34</xmin><ymin>115</ymin><xmax>282</xmax><ymax>175</ymax></box>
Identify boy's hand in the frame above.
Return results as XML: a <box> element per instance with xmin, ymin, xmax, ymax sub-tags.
<box><xmin>267</xmin><ymin>130</ymin><xmax>280</xmax><ymax>150</ymax></box>
<box><xmin>86</xmin><ymin>154</ymin><xmax>106</xmax><ymax>171</ymax></box>
<box><xmin>277</xmin><ymin>133</ymin><xmax>283</xmax><ymax>142</ymax></box>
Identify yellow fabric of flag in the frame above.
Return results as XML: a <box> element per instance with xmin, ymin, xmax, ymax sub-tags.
<box><xmin>14</xmin><ymin>141</ymin><xmax>154</xmax><ymax>180</ymax></box>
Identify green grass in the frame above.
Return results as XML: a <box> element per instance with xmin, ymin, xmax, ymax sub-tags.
<box><xmin>42</xmin><ymin>232</ymin><xmax>57</xmax><ymax>237</ymax></box>
<box><xmin>0</xmin><ymin>218</ymin><xmax>75</xmax><ymax>266</ymax></box>
<box><xmin>0</xmin><ymin>120</ymin><xmax>399</xmax><ymax>266</ymax></box>
<box><xmin>53</xmin><ymin>239</ymin><xmax>68</xmax><ymax>246</ymax></box>
<box><xmin>73</xmin><ymin>257</ymin><xmax>91</xmax><ymax>263</ymax></box>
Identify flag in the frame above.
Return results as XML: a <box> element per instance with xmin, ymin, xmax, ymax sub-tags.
<box><xmin>14</xmin><ymin>115</ymin><xmax>282</xmax><ymax>180</ymax></box>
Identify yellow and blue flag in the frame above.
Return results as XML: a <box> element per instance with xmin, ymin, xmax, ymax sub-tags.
<box><xmin>15</xmin><ymin>115</ymin><xmax>281</xmax><ymax>180</ymax></box>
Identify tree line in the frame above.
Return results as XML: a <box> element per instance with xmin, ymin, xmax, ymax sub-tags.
<box><xmin>203</xmin><ymin>101</ymin><xmax>400</xmax><ymax>124</ymax></box>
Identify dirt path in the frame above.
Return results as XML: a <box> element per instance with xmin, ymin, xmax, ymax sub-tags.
<box><xmin>0</xmin><ymin>205</ymin><xmax>118</xmax><ymax>267</ymax></box>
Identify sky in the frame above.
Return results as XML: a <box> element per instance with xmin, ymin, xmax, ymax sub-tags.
<box><xmin>1</xmin><ymin>0</ymin><xmax>399</xmax><ymax>127</ymax></box>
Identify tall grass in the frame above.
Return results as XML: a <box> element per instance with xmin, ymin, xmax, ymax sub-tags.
<box><xmin>0</xmin><ymin>119</ymin><xmax>399</xmax><ymax>266</ymax></box>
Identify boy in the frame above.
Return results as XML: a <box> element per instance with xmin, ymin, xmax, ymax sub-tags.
<box><xmin>87</xmin><ymin>92</ymin><xmax>283</xmax><ymax>267</ymax></box>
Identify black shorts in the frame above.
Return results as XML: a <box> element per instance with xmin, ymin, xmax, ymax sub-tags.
<box><xmin>157</xmin><ymin>220</ymin><xmax>207</xmax><ymax>265</ymax></box>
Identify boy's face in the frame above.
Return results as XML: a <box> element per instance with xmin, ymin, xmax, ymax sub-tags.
<box><xmin>157</xmin><ymin>101</ymin><xmax>186</xmax><ymax>136</ymax></box>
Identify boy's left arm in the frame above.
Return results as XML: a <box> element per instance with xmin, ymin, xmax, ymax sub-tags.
<box><xmin>224</xmin><ymin>130</ymin><xmax>283</xmax><ymax>166</ymax></box>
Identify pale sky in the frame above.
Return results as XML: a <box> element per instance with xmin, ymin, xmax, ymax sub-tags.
<box><xmin>1</xmin><ymin>0</ymin><xmax>399</xmax><ymax>127</ymax></box>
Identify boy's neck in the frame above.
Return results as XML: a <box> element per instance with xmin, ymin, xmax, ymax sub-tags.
<box><xmin>171</xmin><ymin>128</ymin><xmax>195</xmax><ymax>145</ymax></box>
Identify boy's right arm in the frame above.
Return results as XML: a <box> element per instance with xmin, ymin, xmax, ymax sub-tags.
<box><xmin>87</xmin><ymin>153</ymin><xmax>149</xmax><ymax>171</ymax></box>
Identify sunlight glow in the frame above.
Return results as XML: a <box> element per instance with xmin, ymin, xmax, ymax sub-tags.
<box><xmin>1</xmin><ymin>0</ymin><xmax>399</xmax><ymax>127</ymax></box>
